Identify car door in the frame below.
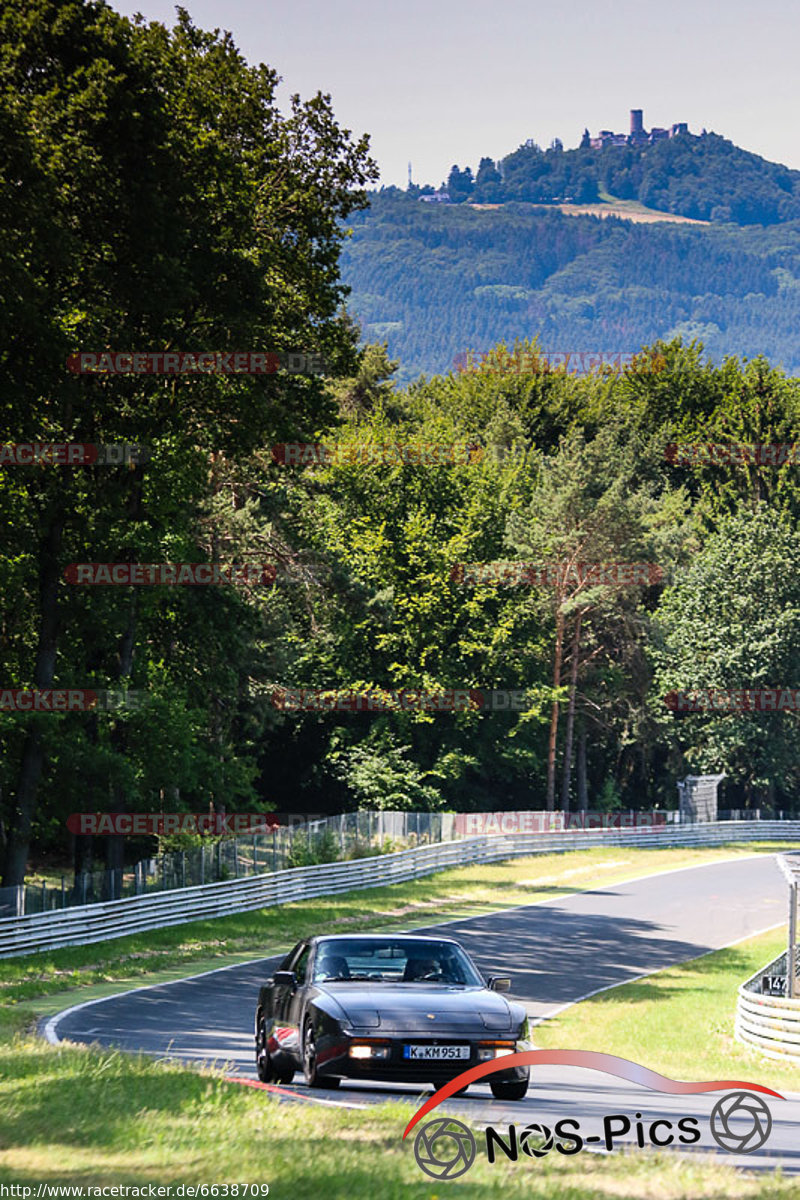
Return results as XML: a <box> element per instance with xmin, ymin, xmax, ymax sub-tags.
<box><xmin>272</xmin><ymin>941</ymin><xmax>311</xmax><ymax>1063</ymax></box>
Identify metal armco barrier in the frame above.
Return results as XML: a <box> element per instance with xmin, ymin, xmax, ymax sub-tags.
<box><xmin>735</xmin><ymin>851</ymin><xmax>800</xmax><ymax>1059</ymax></box>
<box><xmin>1</xmin><ymin>819</ymin><xmax>799</xmax><ymax>959</ymax></box>
<box><xmin>736</xmin><ymin>965</ymin><xmax>800</xmax><ymax>1061</ymax></box>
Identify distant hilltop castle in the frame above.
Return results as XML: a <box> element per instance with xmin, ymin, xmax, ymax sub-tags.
<box><xmin>582</xmin><ymin>109</ymin><xmax>690</xmax><ymax>150</ymax></box>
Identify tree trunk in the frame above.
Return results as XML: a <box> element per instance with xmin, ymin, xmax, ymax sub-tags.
<box><xmin>72</xmin><ymin>831</ymin><xmax>93</xmax><ymax>903</ymax></box>
<box><xmin>560</xmin><ymin>613</ymin><xmax>583</xmax><ymax>814</ymax></box>
<box><xmin>105</xmin><ymin>592</ymin><xmax>139</xmax><ymax>883</ymax></box>
<box><xmin>545</xmin><ymin>604</ymin><xmax>565</xmax><ymax>811</ymax></box>
<box><xmin>577</xmin><ymin>721</ymin><xmax>588</xmax><ymax>812</ymax></box>
<box><xmin>1</xmin><ymin>504</ymin><xmax>64</xmax><ymax>886</ymax></box>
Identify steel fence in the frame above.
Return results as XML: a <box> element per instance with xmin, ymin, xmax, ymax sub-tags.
<box><xmin>0</xmin><ymin>810</ymin><xmax>458</xmax><ymax>920</ymax></box>
<box><xmin>1</xmin><ymin>819</ymin><xmax>798</xmax><ymax>958</ymax></box>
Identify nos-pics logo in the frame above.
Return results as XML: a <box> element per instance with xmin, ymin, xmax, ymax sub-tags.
<box><xmin>404</xmin><ymin>1051</ymin><xmax>782</xmax><ymax>1180</ymax></box>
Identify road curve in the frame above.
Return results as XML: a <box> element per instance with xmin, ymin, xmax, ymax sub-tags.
<box><xmin>48</xmin><ymin>855</ymin><xmax>799</xmax><ymax>1174</ymax></box>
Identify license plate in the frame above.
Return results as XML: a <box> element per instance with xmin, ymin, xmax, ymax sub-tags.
<box><xmin>403</xmin><ymin>1044</ymin><xmax>470</xmax><ymax>1060</ymax></box>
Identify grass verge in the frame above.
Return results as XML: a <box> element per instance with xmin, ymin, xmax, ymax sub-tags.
<box><xmin>0</xmin><ymin>1005</ymin><xmax>795</xmax><ymax>1197</ymax></box>
<box><xmin>534</xmin><ymin>927</ymin><xmax>799</xmax><ymax>1095</ymax></box>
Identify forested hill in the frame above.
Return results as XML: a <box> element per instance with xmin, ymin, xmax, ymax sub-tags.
<box><xmin>339</xmin><ymin>193</ymin><xmax>800</xmax><ymax>383</ymax></box>
<box><xmin>443</xmin><ymin>132</ymin><xmax>800</xmax><ymax>225</ymax></box>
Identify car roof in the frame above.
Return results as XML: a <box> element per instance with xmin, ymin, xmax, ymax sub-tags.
<box><xmin>312</xmin><ymin>933</ymin><xmax>460</xmax><ymax>946</ymax></box>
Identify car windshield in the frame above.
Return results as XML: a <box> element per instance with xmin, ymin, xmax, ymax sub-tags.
<box><xmin>311</xmin><ymin>938</ymin><xmax>484</xmax><ymax>985</ymax></box>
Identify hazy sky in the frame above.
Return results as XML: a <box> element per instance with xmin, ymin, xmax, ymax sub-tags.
<box><xmin>114</xmin><ymin>1</ymin><xmax>800</xmax><ymax>187</ymax></box>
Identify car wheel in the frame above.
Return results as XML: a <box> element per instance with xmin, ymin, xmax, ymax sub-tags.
<box><xmin>256</xmin><ymin>1018</ymin><xmax>294</xmax><ymax>1085</ymax></box>
<box><xmin>302</xmin><ymin>1019</ymin><xmax>340</xmax><ymax>1089</ymax></box>
<box><xmin>490</xmin><ymin>1078</ymin><xmax>528</xmax><ymax>1101</ymax></box>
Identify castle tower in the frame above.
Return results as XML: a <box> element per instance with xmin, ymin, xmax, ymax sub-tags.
<box><xmin>630</xmin><ymin>109</ymin><xmax>644</xmax><ymax>136</ymax></box>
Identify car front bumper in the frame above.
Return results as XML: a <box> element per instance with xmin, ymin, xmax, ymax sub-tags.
<box><xmin>315</xmin><ymin>1031</ymin><xmax>531</xmax><ymax>1085</ymax></box>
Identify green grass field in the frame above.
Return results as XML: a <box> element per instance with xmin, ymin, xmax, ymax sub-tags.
<box><xmin>1</xmin><ymin>842</ymin><xmax>798</xmax><ymax>1196</ymax></box>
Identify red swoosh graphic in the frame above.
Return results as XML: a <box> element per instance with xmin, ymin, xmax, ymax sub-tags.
<box><xmin>402</xmin><ymin>1050</ymin><xmax>784</xmax><ymax>1139</ymax></box>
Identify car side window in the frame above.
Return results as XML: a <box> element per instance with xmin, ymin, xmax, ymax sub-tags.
<box><xmin>293</xmin><ymin>945</ymin><xmax>310</xmax><ymax>985</ymax></box>
<box><xmin>279</xmin><ymin>942</ymin><xmax>303</xmax><ymax>971</ymax></box>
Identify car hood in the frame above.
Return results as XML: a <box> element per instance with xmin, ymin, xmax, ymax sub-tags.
<box><xmin>318</xmin><ymin>983</ymin><xmax>516</xmax><ymax>1033</ymax></box>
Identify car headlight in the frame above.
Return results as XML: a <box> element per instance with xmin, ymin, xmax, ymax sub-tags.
<box><xmin>349</xmin><ymin>1042</ymin><xmax>390</xmax><ymax>1059</ymax></box>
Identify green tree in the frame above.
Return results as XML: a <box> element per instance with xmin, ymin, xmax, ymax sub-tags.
<box><xmin>0</xmin><ymin>0</ymin><xmax>376</xmax><ymax>885</ymax></box>
<box><xmin>651</xmin><ymin>506</ymin><xmax>800</xmax><ymax>806</ymax></box>
<box><xmin>506</xmin><ymin>425</ymin><xmax>687</xmax><ymax>809</ymax></box>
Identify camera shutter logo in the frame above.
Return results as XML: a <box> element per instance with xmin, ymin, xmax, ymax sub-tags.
<box><xmin>413</xmin><ymin>1117</ymin><xmax>476</xmax><ymax>1179</ymax></box>
<box><xmin>520</xmin><ymin>1122</ymin><xmax>554</xmax><ymax>1157</ymax></box>
<box><xmin>710</xmin><ymin>1092</ymin><xmax>772</xmax><ymax>1153</ymax></box>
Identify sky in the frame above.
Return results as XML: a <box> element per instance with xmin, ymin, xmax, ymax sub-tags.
<box><xmin>114</xmin><ymin>0</ymin><xmax>800</xmax><ymax>188</ymax></box>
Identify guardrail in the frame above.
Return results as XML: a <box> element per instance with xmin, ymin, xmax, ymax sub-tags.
<box><xmin>735</xmin><ymin>851</ymin><xmax>800</xmax><ymax>1060</ymax></box>
<box><xmin>736</xmin><ymin>954</ymin><xmax>800</xmax><ymax>1061</ymax></box>
<box><xmin>2</xmin><ymin>819</ymin><xmax>799</xmax><ymax>959</ymax></box>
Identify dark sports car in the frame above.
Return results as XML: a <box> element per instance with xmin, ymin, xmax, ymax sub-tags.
<box><xmin>255</xmin><ymin>933</ymin><xmax>531</xmax><ymax>1099</ymax></box>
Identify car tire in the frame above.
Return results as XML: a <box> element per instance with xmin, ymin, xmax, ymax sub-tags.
<box><xmin>303</xmin><ymin>1018</ymin><xmax>340</xmax><ymax>1089</ymax></box>
<box><xmin>256</xmin><ymin>1018</ymin><xmax>294</xmax><ymax>1085</ymax></box>
<box><xmin>490</xmin><ymin>1078</ymin><xmax>528</xmax><ymax>1101</ymax></box>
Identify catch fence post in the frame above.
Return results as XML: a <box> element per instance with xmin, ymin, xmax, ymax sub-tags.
<box><xmin>789</xmin><ymin>882</ymin><xmax>798</xmax><ymax>999</ymax></box>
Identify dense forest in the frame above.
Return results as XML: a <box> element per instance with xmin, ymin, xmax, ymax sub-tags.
<box><xmin>340</xmin><ymin>192</ymin><xmax>800</xmax><ymax>383</ymax></box>
<box><xmin>4</xmin><ymin>330</ymin><xmax>800</xmax><ymax>882</ymax></box>
<box><xmin>2</xmin><ymin>2</ymin><xmax>800</xmax><ymax>887</ymax></box>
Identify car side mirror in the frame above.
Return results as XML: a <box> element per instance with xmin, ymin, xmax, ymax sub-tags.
<box><xmin>488</xmin><ymin>975</ymin><xmax>511</xmax><ymax>992</ymax></box>
<box><xmin>273</xmin><ymin>970</ymin><xmax>297</xmax><ymax>988</ymax></box>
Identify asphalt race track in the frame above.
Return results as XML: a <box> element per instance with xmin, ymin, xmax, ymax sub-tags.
<box><xmin>48</xmin><ymin>855</ymin><xmax>800</xmax><ymax>1174</ymax></box>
